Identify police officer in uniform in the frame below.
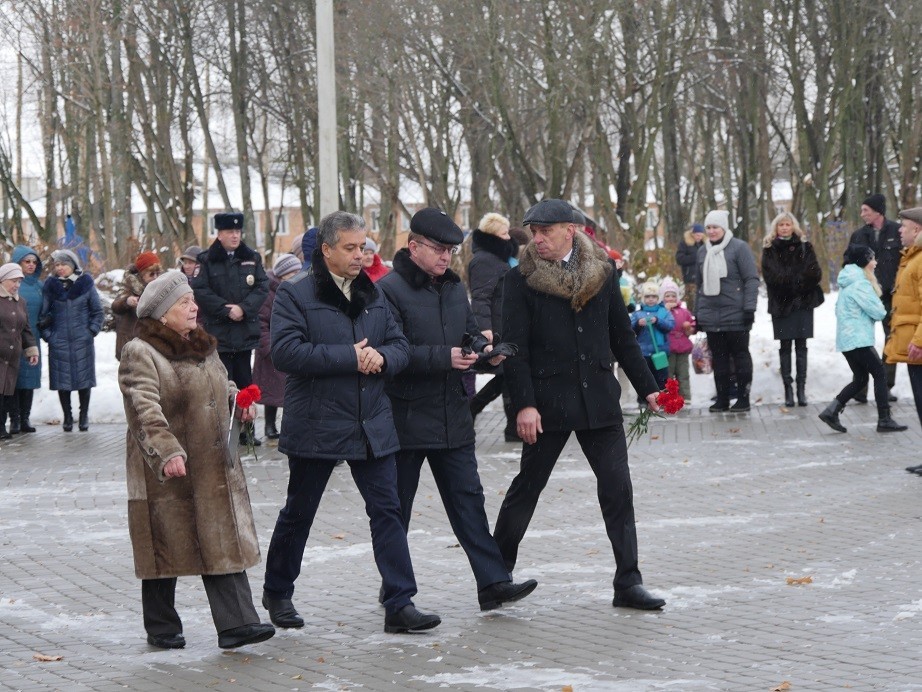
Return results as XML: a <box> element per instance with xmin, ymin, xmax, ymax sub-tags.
<box><xmin>494</xmin><ymin>199</ymin><xmax>667</xmax><ymax>610</ymax></box>
<box><xmin>377</xmin><ymin>208</ymin><xmax>538</xmax><ymax>611</ymax></box>
<box><xmin>192</xmin><ymin>212</ymin><xmax>269</xmax><ymax>443</ymax></box>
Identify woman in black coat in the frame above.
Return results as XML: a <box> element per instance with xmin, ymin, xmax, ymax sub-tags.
<box><xmin>760</xmin><ymin>212</ymin><xmax>823</xmax><ymax>407</ymax></box>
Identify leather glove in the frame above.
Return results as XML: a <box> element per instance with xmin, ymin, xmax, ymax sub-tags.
<box><xmin>743</xmin><ymin>311</ymin><xmax>755</xmax><ymax>330</ymax></box>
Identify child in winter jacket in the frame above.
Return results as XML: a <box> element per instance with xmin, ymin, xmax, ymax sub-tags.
<box><xmin>630</xmin><ymin>281</ymin><xmax>675</xmax><ymax>393</ymax></box>
<box><xmin>819</xmin><ymin>244</ymin><xmax>907</xmax><ymax>434</ymax></box>
<box><xmin>660</xmin><ymin>278</ymin><xmax>695</xmax><ymax>401</ymax></box>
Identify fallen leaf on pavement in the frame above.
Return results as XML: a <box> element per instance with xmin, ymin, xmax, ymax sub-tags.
<box><xmin>786</xmin><ymin>576</ymin><xmax>813</xmax><ymax>585</ymax></box>
<box><xmin>33</xmin><ymin>653</ymin><xmax>63</xmax><ymax>662</ymax></box>
<box><xmin>771</xmin><ymin>682</ymin><xmax>791</xmax><ymax>691</ymax></box>
<box><xmin>332</xmin><ymin>533</ymin><xmax>345</xmax><ymax>540</ymax></box>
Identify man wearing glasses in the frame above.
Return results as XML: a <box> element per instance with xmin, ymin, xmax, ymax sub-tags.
<box><xmin>377</xmin><ymin>208</ymin><xmax>538</xmax><ymax>612</ymax></box>
<box><xmin>192</xmin><ymin>212</ymin><xmax>268</xmax><ymax>444</ymax></box>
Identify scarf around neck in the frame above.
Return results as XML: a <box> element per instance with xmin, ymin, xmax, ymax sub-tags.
<box><xmin>702</xmin><ymin>230</ymin><xmax>733</xmax><ymax>296</ymax></box>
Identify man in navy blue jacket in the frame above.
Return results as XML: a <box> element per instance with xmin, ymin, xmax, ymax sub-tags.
<box><xmin>260</xmin><ymin>211</ymin><xmax>440</xmax><ymax>635</ymax></box>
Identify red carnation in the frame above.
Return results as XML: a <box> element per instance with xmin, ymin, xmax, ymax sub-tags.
<box><xmin>236</xmin><ymin>384</ymin><xmax>262</xmax><ymax>409</ymax></box>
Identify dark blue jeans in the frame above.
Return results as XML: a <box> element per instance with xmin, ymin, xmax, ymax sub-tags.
<box><xmin>263</xmin><ymin>453</ymin><xmax>417</xmax><ymax>616</ymax></box>
<box><xmin>837</xmin><ymin>347</ymin><xmax>889</xmax><ymax>410</ymax></box>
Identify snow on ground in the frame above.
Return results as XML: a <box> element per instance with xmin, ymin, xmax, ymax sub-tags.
<box><xmin>26</xmin><ymin>291</ymin><xmax>913</xmax><ymax>426</ymax></box>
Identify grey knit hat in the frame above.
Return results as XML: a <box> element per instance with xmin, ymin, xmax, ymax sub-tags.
<box><xmin>363</xmin><ymin>238</ymin><xmax>379</xmax><ymax>253</ymax></box>
<box><xmin>137</xmin><ymin>270</ymin><xmax>194</xmax><ymax>320</ymax></box>
<box><xmin>51</xmin><ymin>249</ymin><xmax>81</xmax><ymax>273</ymax></box>
<box><xmin>272</xmin><ymin>253</ymin><xmax>301</xmax><ymax>277</ymax></box>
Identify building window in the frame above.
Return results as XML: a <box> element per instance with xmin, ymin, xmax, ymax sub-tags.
<box><xmin>460</xmin><ymin>206</ymin><xmax>470</xmax><ymax>229</ymax></box>
<box><xmin>371</xmin><ymin>209</ymin><xmax>381</xmax><ymax>232</ymax></box>
<box><xmin>275</xmin><ymin>211</ymin><xmax>289</xmax><ymax>236</ymax></box>
<box><xmin>402</xmin><ymin>208</ymin><xmax>413</xmax><ymax>231</ymax></box>
<box><xmin>208</xmin><ymin>214</ymin><xmax>218</xmax><ymax>238</ymax></box>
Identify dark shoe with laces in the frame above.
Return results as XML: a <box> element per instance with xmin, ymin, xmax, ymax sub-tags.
<box><xmin>612</xmin><ymin>584</ymin><xmax>666</xmax><ymax>610</ymax></box>
<box><xmin>218</xmin><ymin>623</ymin><xmax>275</xmax><ymax>649</ymax></box>
<box><xmin>147</xmin><ymin>633</ymin><xmax>185</xmax><ymax>649</ymax></box>
<box><xmin>384</xmin><ymin>604</ymin><xmax>441</xmax><ymax>633</ymax></box>
<box><xmin>261</xmin><ymin>594</ymin><xmax>304</xmax><ymax>628</ymax></box>
<box><xmin>478</xmin><ymin>579</ymin><xmax>538</xmax><ymax>611</ymax></box>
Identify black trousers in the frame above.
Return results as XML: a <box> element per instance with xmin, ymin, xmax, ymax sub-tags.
<box><xmin>396</xmin><ymin>446</ymin><xmax>511</xmax><ymax>590</ymax></box>
<box><xmin>263</xmin><ymin>453</ymin><xmax>418</xmax><ymax>616</ymax></box>
<box><xmin>220</xmin><ymin>351</ymin><xmax>253</xmax><ymax>388</ymax></box>
<box><xmin>909</xmin><ymin>364</ymin><xmax>922</xmax><ymax>428</ymax></box>
<box><xmin>835</xmin><ymin>346</ymin><xmax>889</xmax><ymax>409</ymax></box>
<box><xmin>881</xmin><ymin>293</ymin><xmax>897</xmax><ymax>388</ymax></box>
<box><xmin>493</xmin><ymin>425</ymin><xmax>643</xmax><ymax>591</ymax></box>
<box><xmin>707</xmin><ymin>330</ymin><xmax>753</xmax><ymax>400</ymax></box>
<box><xmin>142</xmin><ymin>571</ymin><xmax>259</xmax><ymax>636</ymax></box>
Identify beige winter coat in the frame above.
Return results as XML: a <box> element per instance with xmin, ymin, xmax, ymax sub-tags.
<box><xmin>118</xmin><ymin>319</ymin><xmax>260</xmax><ymax>579</ymax></box>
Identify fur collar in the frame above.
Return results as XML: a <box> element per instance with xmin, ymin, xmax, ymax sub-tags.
<box><xmin>392</xmin><ymin>248</ymin><xmax>461</xmax><ymax>289</ymax></box>
<box><xmin>136</xmin><ymin>319</ymin><xmax>217</xmax><ymax>361</ymax></box>
<box><xmin>472</xmin><ymin>229</ymin><xmax>518</xmax><ymax>263</ymax></box>
<box><xmin>45</xmin><ymin>273</ymin><xmax>95</xmax><ymax>301</ymax></box>
<box><xmin>518</xmin><ymin>231</ymin><xmax>612</xmax><ymax>311</ymax></box>
<box><xmin>205</xmin><ymin>239</ymin><xmax>259</xmax><ymax>263</ymax></box>
<box><xmin>119</xmin><ymin>270</ymin><xmax>147</xmax><ymax>298</ymax></box>
<box><xmin>311</xmin><ymin>247</ymin><xmax>377</xmax><ymax>319</ymax></box>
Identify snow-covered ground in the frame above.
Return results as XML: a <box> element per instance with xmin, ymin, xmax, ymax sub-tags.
<box><xmin>26</xmin><ymin>291</ymin><xmax>912</xmax><ymax>427</ymax></box>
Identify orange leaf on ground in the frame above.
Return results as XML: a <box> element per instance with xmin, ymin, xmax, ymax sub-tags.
<box><xmin>771</xmin><ymin>682</ymin><xmax>792</xmax><ymax>691</ymax></box>
<box><xmin>786</xmin><ymin>576</ymin><xmax>813</xmax><ymax>585</ymax></box>
<box><xmin>33</xmin><ymin>653</ymin><xmax>63</xmax><ymax>662</ymax></box>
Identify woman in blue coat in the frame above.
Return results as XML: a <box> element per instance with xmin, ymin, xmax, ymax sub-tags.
<box><xmin>818</xmin><ymin>245</ymin><xmax>907</xmax><ymax>434</ymax></box>
<box><xmin>38</xmin><ymin>250</ymin><xmax>104</xmax><ymax>432</ymax></box>
<box><xmin>11</xmin><ymin>246</ymin><xmax>43</xmax><ymax>433</ymax></box>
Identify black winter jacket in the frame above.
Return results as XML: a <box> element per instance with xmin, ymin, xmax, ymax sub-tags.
<box><xmin>378</xmin><ymin>249</ymin><xmax>486</xmax><ymax>450</ymax></box>
<box><xmin>849</xmin><ymin>219</ymin><xmax>902</xmax><ymax>294</ymax></box>
<box><xmin>761</xmin><ymin>236</ymin><xmax>824</xmax><ymax>319</ymax></box>
<box><xmin>467</xmin><ymin>230</ymin><xmax>518</xmax><ymax>331</ymax></box>
<box><xmin>675</xmin><ymin>233</ymin><xmax>704</xmax><ymax>284</ymax></box>
<box><xmin>192</xmin><ymin>240</ymin><xmax>269</xmax><ymax>352</ymax></box>
<box><xmin>502</xmin><ymin>233</ymin><xmax>658</xmax><ymax>431</ymax></box>
<box><xmin>270</xmin><ymin>252</ymin><xmax>410</xmax><ymax>460</ymax></box>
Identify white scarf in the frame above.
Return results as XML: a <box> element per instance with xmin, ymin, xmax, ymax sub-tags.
<box><xmin>702</xmin><ymin>229</ymin><xmax>733</xmax><ymax>296</ymax></box>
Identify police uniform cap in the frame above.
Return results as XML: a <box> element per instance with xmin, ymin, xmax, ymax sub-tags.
<box><xmin>214</xmin><ymin>212</ymin><xmax>244</xmax><ymax>231</ymax></box>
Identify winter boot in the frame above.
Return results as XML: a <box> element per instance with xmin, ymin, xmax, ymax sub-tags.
<box><xmin>795</xmin><ymin>347</ymin><xmax>808</xmax><ymax>406</ymax></box>
<box><xmin>730</xmin><ymin>378</ymin><xmax>751</xmax><ymax>412</ymax></box>
<box><xmin>264</xmin><ymin>405</ymin><xmax>280</xmax><ymax>440</ymax></box>
<box><xmin>877</xmin><ymin>407</ymin><xmax>908</xmax><ymax>433</ymax></box>
<box><xmin>818</xmin><ymin>400</ymin><xmax>846</xmax><ymax>433</ymax></box>
<box><xmin>709</xmin><ymin>373</ymin><xmax>731</xmax><ymax>412</ymax></box>
<box><xmin>779</xmin><ymin>349</ymin><xmax>794</xmax><ymax>407</ymax></box>
<box><xmin>18</xmin><ymin>389</ymin><xmax>36</xmax><ymax>433</ymax></box>
<box><xmin>0</xmin><ymin>401</ymin><xmax>9</xmax><ymax>440</ymax></box>
<box><xmin>59</xmin><ymin>391</ymin><xmax>74</xmax><ymax>432</ymax></box>
<box><xmin>78</xmin><ymin>388</ymin><xmax>91</xmax><ymax>431</ymax></box>
<box><xmin>8</xmin><ymin>404</ymin><xmax>20</xmax><ymax>435</ymax></box>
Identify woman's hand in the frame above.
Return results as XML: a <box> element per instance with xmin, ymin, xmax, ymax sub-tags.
<box><xmin>27</xmin><ymin>355</ymin><xmax>38</xmax><ymax>366</ymax></box>
<box><xmin>163</xmin><ymin>456</ymin><xmax>187</xmax><ymax>478</ymax></box>
<box><xmin>235</xmin><ymin>404</ymin><xmax>257</xmax><ymax>423</ymax></box>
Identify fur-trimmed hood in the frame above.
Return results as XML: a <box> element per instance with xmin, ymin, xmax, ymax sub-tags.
<box><xmin>392</xmin><ymin>247</ymin><xmax>461</xmax><ymax>289</ymax></box>
<box><xmin>311</xmin><ymin>247</ymin><xmax>377</xmax><ymax>320</ymax></box>
<box><xmin>136</xmin><ymin>318</ymin><xmax>217</xmax><ymax>361</ymax></box>
<box><xmin>204</xmin><ymin>238</ymin><xmax>260</xmax><ymax>263</ymax></box>
<box><xmin>471</xmin><ymin>229</ymin><xmax>518</xmax><ymax>263</ymax></box>
<box><xmin>518</xmin><ymin>231</ymin><xmax>612</xmax><ymax>311</ymax></box>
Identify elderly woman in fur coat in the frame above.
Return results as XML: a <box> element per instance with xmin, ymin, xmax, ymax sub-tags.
<box><xmin>0</xmin><ymin>263</ymin><xmax>39</xmax><ymax>439</ymax></box>
<box><xmin>760</xmin><ymin>212</ymin><xmax>824</xmax><ymax>407</ymax></box>
<box><xmin>118</xmin><ymin>270</ymin><xmax>274</xmax><ymax>651</ymax></box>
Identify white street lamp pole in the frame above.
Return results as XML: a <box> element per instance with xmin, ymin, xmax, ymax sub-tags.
<box><xmin>316</xmin><ymin>0</ymin><xmax>338</xmax><ymax>217</ymax></box>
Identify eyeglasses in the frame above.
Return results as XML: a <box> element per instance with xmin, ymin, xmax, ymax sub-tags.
<box><xmin>143</xmin><ymin>269</ymin><xmax>162</xmax><ymax>277</ymax></box>
<box><xmin>415</xmin><ymin>239</ymin><xmax>460</xmax><ymax>256</ymax></box>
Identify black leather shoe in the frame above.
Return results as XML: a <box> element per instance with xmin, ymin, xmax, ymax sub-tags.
<box><xmin>0</xmin><ymin>429</ymin><xmax>10</xmax><ymax>440</ymax></box>
<box><xmin>888</xmin><ymin>391</ymin><xmax>898</xmax><ymax>402</ymax></box>
<box><xmin>708</xmin><ymin>401</ymin><xmax>730</xmax><ymax>413</ymax></box>
<box><xmin>262</xmin><ymin>594</ymin><xmax>304</xmax><ymax>628</ymax></box>
<box><xmin>239</xmin><ymin>432</ymin><xmax>262</xmax><ymax>446</ymax></box>
<box><xmin>147</xmin><ymin>633</ymin><xmax>186</xmax><ymax>649</ymax></box>
<box><xmin>383</xmin><ymin>604</ymin><xmax>441</xmax><ymax>633</ymax></box>
<box><xmin>19</xmin><ymin>419</ymin><xmax>36</xmax><ymax>433</ymax></box>
<box><xmin>265</xmin><ymin>422</ymin><xmax>280</xmax><ymax>439</ymax></box>
<box><xmin>612</xmin><ymin>584</ymin><xmax>666</xmax><ymax>610</ymax></box>
<box><xmin>218</xmin><ymin>623</ymin><xmax>275</xmax><ymax>649</ymax></box>
<box><xmin>478</xmin><ymin>579</ymin><xmax>538</xmax><ymax>611</ymax></box>
<box><xmin>906</xmin><ymin>465</ymin><xmax>922</xmax><ymax>474</ymax></box>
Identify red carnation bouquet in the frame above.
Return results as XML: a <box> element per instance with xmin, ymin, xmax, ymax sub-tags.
<box><xmin>626</xmin><ymin>377</ymin><xmax>685</xmax><ymax>447</ymax></box>
<box><xmin>228</xmin><ymin>384</ymin><xmax>262</xmax><ymax>463</ymax></box>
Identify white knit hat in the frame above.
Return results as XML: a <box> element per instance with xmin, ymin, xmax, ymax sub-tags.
<box><xmin>0</xmin><ymin>262</ymin><xmax>25</xmax><ymax>282</ymax></box>
<box><xmin>704</xmin><ymin>210</ymin><xmax>730</xmax><ymax>234</ymax></box>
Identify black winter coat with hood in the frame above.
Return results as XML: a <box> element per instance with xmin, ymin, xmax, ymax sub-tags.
<box><xmin>467</xmin><ymin>229</ymin><xmax>518</xmax><ymax>331</ymax></box>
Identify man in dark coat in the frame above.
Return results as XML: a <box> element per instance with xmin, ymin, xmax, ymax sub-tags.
<box><xmin>675</xmin><ymin>224</ymin><xmax>705</xmax><ymax>312</ymax></box>
<box><xmin>848</xmin><ymin>193</ymin><xmax>902</xmax><ymax>398</ymax></box>
<box><xmin>192</xmin><ymin>212</ymin><xmax>269</xmax><ymax>389</ymax></box>
<box><xmin>261</xmin><ymin>211</ymin><xmax>441</xmax><ymax>635</ymax></box>
<box><xmin>495</xmin><ymin>198</ymin><xmax>667</xmax><ymax>611</ymax></box>
<box><xmin>377</xmin><ymin>208</ymin><xmax>537</xmax><ymax>612</ymax></box>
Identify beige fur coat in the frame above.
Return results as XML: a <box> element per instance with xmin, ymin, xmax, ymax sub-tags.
<box><xmin>118</xmin><ymin>319</ymin><xmax>260</xmax><ymax>579</ymax></box>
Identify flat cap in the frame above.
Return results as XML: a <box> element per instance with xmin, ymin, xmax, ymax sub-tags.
<box><xmin>214</xmin><ymin>212</ymin><xmax>244</xmax><ymax>231</ymax></box>
<box><xmin>179</xmin><ymin>245</ymin><xmax>203</xmax><ymax>262</ymax></box>
<box><xmin>898</xmin><ymin>207</ymin><xmax>922</xmax><ymax>226</ymax></box>
<box><xmin>522</xmin><ymin>199</ymin><xmax>575</xmax><ymax>226</ymax></box>
<box><xmin>410</xmin><ymin>208</ymin><xmax>463</xmax><ymax>245</ymax></box>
